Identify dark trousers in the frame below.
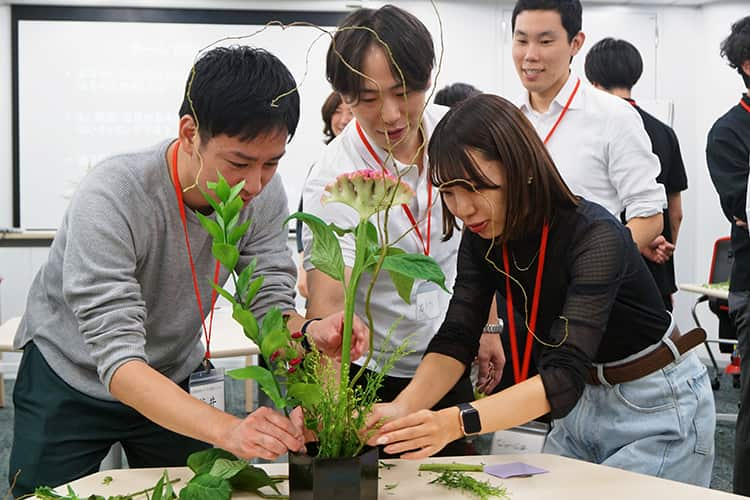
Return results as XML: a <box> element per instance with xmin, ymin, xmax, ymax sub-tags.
<box><xmin>729</xmin><ymin>291</ymin><xmax>750</xmax><ymax>496</ymax></box>
<box><xmin>349</xmin><ymin>363</ymin><xmax>476</xmax><ymax>458</ymax></box>
<box><xmin>9</xmin><ymin>343</ymin><xmax>210</xmax><ymax>497</ymax></box>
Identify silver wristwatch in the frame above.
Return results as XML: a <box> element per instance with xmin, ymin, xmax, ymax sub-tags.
<box><xmin>483</xmin><ymin>322</ymin><xmax>503</xmax><ymax>334</ymax></box>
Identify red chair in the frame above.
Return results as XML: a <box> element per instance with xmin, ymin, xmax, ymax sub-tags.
<box><xmin>690</xmin><ymin>237</ymin><xmax>738</xmax><ymax>390</ymax></box>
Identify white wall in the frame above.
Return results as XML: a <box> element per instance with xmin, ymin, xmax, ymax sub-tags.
<box><xmin>1</xmin><ymin>0</ymin><xmax>749</xmax><ymax>366</ymax></box>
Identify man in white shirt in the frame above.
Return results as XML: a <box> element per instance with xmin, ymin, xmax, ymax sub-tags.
<box><xmin>488</xmin><ymin>0</ymin><xmax>667</xmax><ymax>395</ymax></box>
<box><xmin>510</xmin><ymin>0</ymin><xmax>666</xmax><ymax>253</ymax></box>
<box><xmin>303</xmin><ymin>5</ymin><xmax>503</xmax><ymax>456</ymax></box>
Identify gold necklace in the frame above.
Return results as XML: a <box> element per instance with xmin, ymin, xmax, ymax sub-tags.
<box><xmin>512</xmin><ymin>248</ymin><xmax>540</xmax><ymax>272</ymax></box>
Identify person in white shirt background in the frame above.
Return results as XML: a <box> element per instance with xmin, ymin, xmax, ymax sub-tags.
<box><xmin>485</xmin><ymin>0</ymin><xmax>669</xmax><ymax>396</ymax></box>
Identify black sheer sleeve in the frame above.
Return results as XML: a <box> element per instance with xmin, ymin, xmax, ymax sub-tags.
<box><xmin>426</xmin><ymin>230</ymin><xmax>496</xmax><ymax>368</ymax></box>
<box><xmin>537</xmin><ymin>219</ymin><xmax>629</xmax><ymax>418</ymax></box>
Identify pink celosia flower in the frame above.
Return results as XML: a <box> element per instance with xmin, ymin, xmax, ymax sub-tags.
<box><xmin>290</xmin><ymin>331</ymin><xmax>303</xmax><ymax>339</ymax></box>
<box><xmin>321</xmin><ymin>169</ymin><xmax>415</xmax><ymax>220</ymax></box>
<box><xmin>289</xmin><ymin>357</ymin><xmax>303</xmax><ymax>366</ymax></box>
<box><xmin>270</xmin><ymin>350</ymin><xmax>282</xmax><ymax>362</ymax></box>
<box><xmin>288</xmin><ymin>366</ymin><xmax>297</xmax><ymax>374</ymax></box>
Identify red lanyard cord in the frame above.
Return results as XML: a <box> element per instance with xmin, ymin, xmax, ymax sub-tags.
<box><xmin>543</xmin><ymin>78</ymin><xmax>581</xmax><ymax>145</ymax></box>
<box><xmin>502</xmin><ymin>223</ymin><xmax>550</xmax><ymax>383</ymax></box>
<box><xmin>171</xmin><ymin>142</ymin><xmax>221</xmax><ymax>359</ymax></box>
<box><xmin>740</xmin><ymin>98</ymin><xmax>750</xmax><ymax>114</ymax></box>
<box><xmin>355</xmin><ymin>122</ymin><xmax>432</xmax><ymax>256</ymax></box>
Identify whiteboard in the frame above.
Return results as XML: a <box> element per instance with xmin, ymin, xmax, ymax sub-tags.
<box><xmin>13</xmin><ymin>7</ymin><xmax>345</xmax><ymax>229</ymax></box>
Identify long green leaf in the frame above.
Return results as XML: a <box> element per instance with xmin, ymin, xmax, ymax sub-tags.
<box><xmin>227</xmin><ymin>219</ymin><xmax>252</xmax><ymax>246</ymax></box>
<box><xmin>260</xmin><ymin>308</ymin><xmax>284</xmax><ymax>338</ymax></box>
<box><xmin>209</xmin><ymin>459</ymin><xmax>247</xmax><ymax>480</ymax></box>
<box><xmin>287</xmin><ymin>382</ymin><xmax>323</xmax><ymax>407</ymax></box>
<box><xmin>260</xmin><ymin>326</ymin><xmax>288</xmax><ymax>362</ymax></box>
<box><xmin>229</xmin><ymin>466</ymin><xmax>279</xmax><ymax>494</ymax></box>
<box><xmin>227</xmin><ymin>366</ymin><xmax>285</xmax><ymax>409</ymax></box>
<box><xmin>244</xmin><ymin>276</ymin><xmax>264</xmax><ymax>308</ymax></box>
<box><xmin>236</xmin><ymin>258</ymin><xmax>256</xmax><ymax>302</ymax></box>
<box><xmin>178</xmin><ymin>473</ymin><xmax>231</xmax><ymax>500</ymax></box>
<box><xmin>195</xmin><ymin>212</ymin><xmax>224</xmax><ymax>243</ymax></box>
<box><xmin>232</xmin><ymin>304</ymin><xmax>258</xmax><ymax>341</ymax></box>
<box><xmin>381</xmin><ymin>253</ymin><xmax>448</xmax><ymax>292</ymax></box>
<box><xmin>285</xmin><ymin>212</ymin><xmax>345</xmax><ymax>283</ymax></box>
<box><xmin>187</xmin><ymin>449</ymin><xmax>238</xmax><ymax>475</ymax></box>
<box><xmin>212</xmin><ymin>243</ymin><xmax>239</xmax><ymax>272</ymax></box>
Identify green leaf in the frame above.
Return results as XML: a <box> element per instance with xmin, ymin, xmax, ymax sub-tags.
<box><xmin>260</xmin><ymin>326</ymin><xmax>288</xmax><ymax>362</ymax></box>
<box><xmin>223</xmin><ymin>197</ymin><xmax>244</xmax><ymax>232</ymax></box>
<box><xmin>228</xmin><ymin>181</ymin><xmax>245</xmax><ymax>202</ymax></box>
<box><xmin>227</xmin><ymin>366</ymin><xmax>286</xmax><ymax>409</ymax></box>
<box><xmin>211</xmin><ymin>283</ymin><xmax>236</xmax><ymax>307</ymax></box>
<box><xmin>285</xmin><ymin>213</ymin><xmax>345</xmax><ymax>283</ymax></box>
<box><xmin>187</xmin><ymin>448</ymin><xmax>238</xmax><ymax>475</ymax></box>
<box><xmin>387</xmin><ymin>268</ymin><xmax>415</xmax><ymax>304</ymax></box>
<box><xmin>232</xmin><ymin>304</ymin><xmax>258</xmax><ymax>341</ymax></box>
<box><xmin>209</xmin><ymin>458</ymin><xmax>247</xmax><ymax>480</ymax></box>
<box><xmin>260</xmin><ymin>308</ymin><xmax>284</xmax><ymax>339</ymax></box>
<box><xmin>227</xmin><ymin>219</ymin><xmax>252</xmax><ymax>246</ymax></box>
<box><xmin>205</xmin><ymin>195</ymin><xmax>223</xmax><ymax>219</ymax></box>
<box><xmin>381</xmin><ymin>253</ymin><xmax>448</xmax><ymax>292</ymax></box>
<box><xmin>215</xmin><ymin>176</ymin><xmax>231</xmax><ymax>203</ymax></box>
<box><xmin>287</xmin><ymin>382</ymin><xmax>323</xmax><ymax>408</ymax></box>
<box><xmin>236</xmin><ymin>259</ymin><xmax>255</xmax><ymax>301</ymax></box>
<box><xmin>229</xmin><ymin>465</ymin><xmax>279</xmax><ymax>494</ymax></box>
<box><xmin>244</xmin><ymin>276</ymin><xmax>264</xmax><ymax>308</ymax></box>
<box><xmin>195</xmin><ymin>212</ymin><xmax>224</xmax><ymax>243</ymax></box>
<box><xmin>212</xmin><ymin>243</ymin><xmax>239</xmax><ymax>271</ymax></box>
<box><xmin>329</xmin><ymin>222</ymin><xmax>354</xmax><ymax>237</ymax></box>
<box><xmin>178</xmin><ymin>473</ymin><xmax>231</xmax><ymax>500</ymax></box>
<box><xmin>151</xmin><ymin>472</ymin><xmax>166</xmax><ymax>500</ymax></box>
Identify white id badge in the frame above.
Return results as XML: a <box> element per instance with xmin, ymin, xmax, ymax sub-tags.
<box><xmin>189</xmin><ymin>367</ymin><xmax>226</xmax><ymax>411</ymax></box>
<box><xmin>415</xmin><ymin>281</ymin><xmax>441</xmax><ymax>321</ymax></box>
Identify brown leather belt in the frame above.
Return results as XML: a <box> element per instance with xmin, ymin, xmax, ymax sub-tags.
<box><xmin>587</xmin><ymin>327</ymin><xmax>706</xmax><ymax>386</ymax></box>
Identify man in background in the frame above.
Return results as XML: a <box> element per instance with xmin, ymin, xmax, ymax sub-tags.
<box><xmin>493</xmin><ymin>0</ymin><xmax>666</xmax><ymax>395</ymax></box>
<box><xmin>585</xmin><ymin>37</ymin><xmax>688</xmax><ymax>311</ymax></box>
<box><xmin>706</xmin><ymin>15</ymin><xmax>750</xmax><ymax>496</ymax></box>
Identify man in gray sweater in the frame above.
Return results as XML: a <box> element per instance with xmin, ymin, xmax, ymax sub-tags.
<box><xmin>9</xmin><ymin>46</ymin><xmax>367</xmax><ymax>495</ymax></box>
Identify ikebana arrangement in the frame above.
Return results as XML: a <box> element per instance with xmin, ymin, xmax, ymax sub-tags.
<box><xmin>195</xmin><ymin>170</ymin><xmax>447</xmax><ymax>499</ymax></box>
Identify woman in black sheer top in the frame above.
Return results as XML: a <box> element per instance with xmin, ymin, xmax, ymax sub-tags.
<box><xmin>367</xmin><ymin>94</ymin><xmax>715</xmax><ymax>486</ymax></box>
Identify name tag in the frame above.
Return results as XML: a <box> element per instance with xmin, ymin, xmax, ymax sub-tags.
<box><xmin>189</xmin><ymin>367</ymin><xmax>225</xmax><ymax>411</ymax></box>
<box><xmin>415</xmin><ymin>281</ymin><xmax>441</xmax><ymax>321</ymax></box>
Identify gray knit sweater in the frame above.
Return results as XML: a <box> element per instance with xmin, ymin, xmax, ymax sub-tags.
<box><xmin>14</xmin><ymin>139</ymin><xmax>296</xmax><ymax>401</ymax></box>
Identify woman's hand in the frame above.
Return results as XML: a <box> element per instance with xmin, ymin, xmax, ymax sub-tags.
<box><xmin>371</xmin><ymin>407</ymin><xmax>463</xmax><ymax>460</ymax></box>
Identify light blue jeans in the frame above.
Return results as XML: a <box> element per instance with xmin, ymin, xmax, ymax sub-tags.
<box><xmin>544</xmin><ymin>350</ymin><xmax>716</xmax><ymax>487</ymax></box>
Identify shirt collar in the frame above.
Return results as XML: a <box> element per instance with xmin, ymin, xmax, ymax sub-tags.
<box><xmin>518</xmin><ymin>71</ymin><xmax>583</xmax><ymax>114</ymax></box>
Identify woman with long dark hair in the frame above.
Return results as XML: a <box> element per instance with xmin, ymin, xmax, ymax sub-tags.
<box><xmin>368</xmin><ymin>94</ymin><xmax>716</xmax><ymax>486</ymax></box>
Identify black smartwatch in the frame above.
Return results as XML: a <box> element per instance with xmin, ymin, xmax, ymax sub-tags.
<box><xmin>456</xmin><ymin>402</ymin><xmax>482</xmax><ymax>435</ymax></box>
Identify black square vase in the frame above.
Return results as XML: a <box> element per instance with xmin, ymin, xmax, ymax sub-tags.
<box><xmin>288</xmin><ymin>444</ymin><xmax>379</xmax><ymax>500</ymax></box>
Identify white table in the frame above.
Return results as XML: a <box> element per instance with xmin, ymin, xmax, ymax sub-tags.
<box><xmin>0</xmin><ymin>310</ymin><xmax>259</xmax><ymax>411</ymax></box>
<box><xmin>59</xmin><ymin>453</ymin><xmax>743</xmax><ymax>499</ymax></box>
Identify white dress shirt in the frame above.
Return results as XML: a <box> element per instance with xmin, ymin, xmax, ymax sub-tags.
<box><xmin>515</xmin><ymin>72</ymin><xmax>666</xmax><ymax>220</ymax></box>
<box><xmin>302</xmin><ymin>105</ymin><xmax>459</xmax><ymax>377</ymax></box>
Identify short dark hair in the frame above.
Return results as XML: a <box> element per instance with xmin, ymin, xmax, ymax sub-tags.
<box><xmin>429</xmin><ymin>94</ymin><xmax>578</xmax><ymax>242</ymax></box>
<box><xmin>178</xmin><ymin>46</ymin><xmax>300</xmax><ymax>143</ymax></box>
<box><xmin>434</xmin><ymin>83</ymin><xmax>481</xmax><ymax>107</ymax></box>
<box><xmin>511</xmin><ymin>0</ymin><xmax>582</xmax><ymax>43</ymax></box>
<box><xmin>321</xmin><ymin>91</ymin><xmax>343</xmax><ymax>144</ymax></box>
<box><xmin>720</xmin><ymin>16</ymin><xmax>750</xmax><ymax>88</ymax></box>
<box><xmin>584</xmin><ymin>38</ymin><xmax>643</xmax><ymax>91</ymax></box>
<box><xmin>326</xmin><ymin>5</ymin><xmax>434</xmax><ymax>101</ymax></box>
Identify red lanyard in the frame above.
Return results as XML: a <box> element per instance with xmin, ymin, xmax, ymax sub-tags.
<box><xmin>543</xmin><ymin>78</ymin><xmax>581</xmax><ymax>145</ymax></box>
<box><xmin>503</xmin><ymin>223</ymin><xmax>549</xmax><ymax>383</ymax></box>
<box><xmin>171</xmin><ymin>142</ymin><xmax>221</xmax><ymax>359</ymax></box>
<box><xmin>740</xmin><ymin>98</ymin><xmax>750</xmax><ymax>114</ymax></box>
<box><xmin>355</xmin><ymin>121</ymin><xmax>432</xmax><ymax>256</ymax></box>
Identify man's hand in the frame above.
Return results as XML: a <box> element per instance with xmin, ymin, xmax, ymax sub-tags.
<box><xmin>219</xmin><ymin>406</ymin><xmax>305</xmax><ymax>460</ymax></box>
<box><xmin>641</xmin><ymin>235</ymin><xmax>675</xmax><ymax>264</ymax></box>
<box><xmin>306</xmin><ymin>311</ymin><xmax>369</xmax><ymax>361</ymax></box>
<box><xmin>476</xmin><ymin>333</ymin><xmax>505</xmax><ymax>394</ymax></box>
